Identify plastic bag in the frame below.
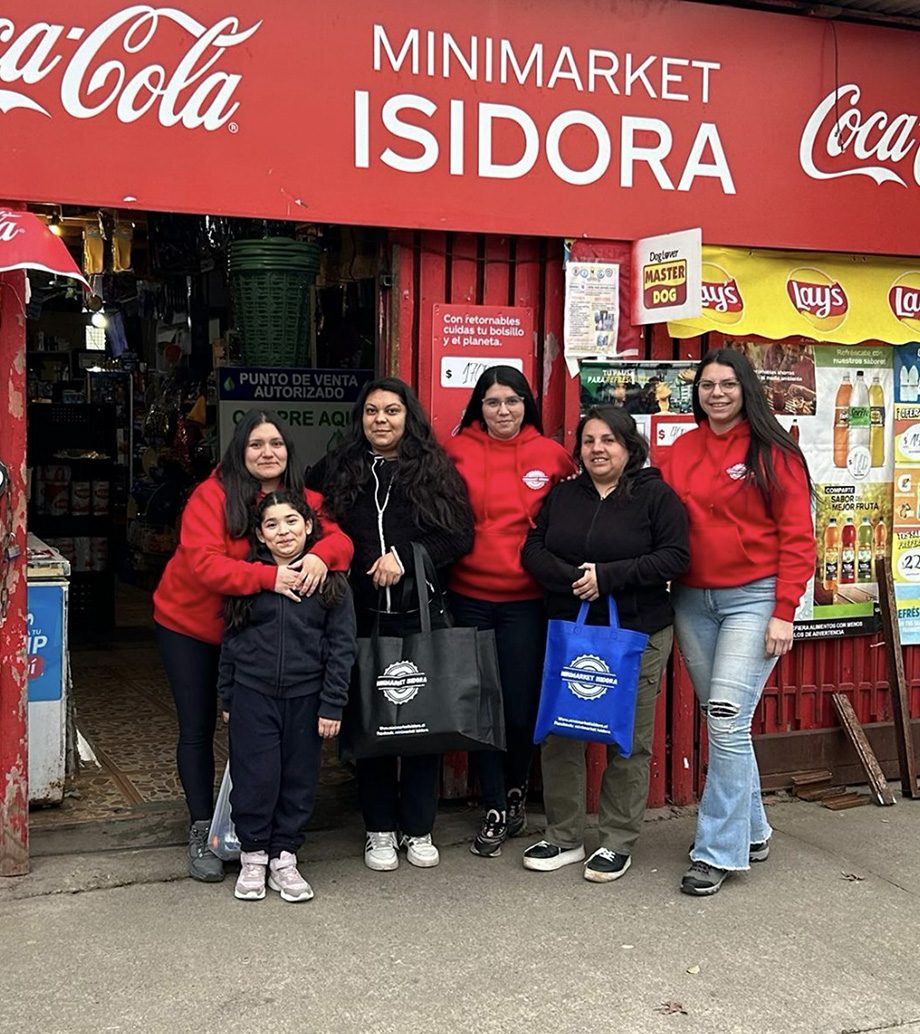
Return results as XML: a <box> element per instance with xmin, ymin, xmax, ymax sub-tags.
<box><xmin>208</xmin><ymin>762</ymin><xmax>240</xmax><ymax>861</ymax></box>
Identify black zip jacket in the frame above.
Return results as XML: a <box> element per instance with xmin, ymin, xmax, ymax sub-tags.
<box><xmin>307</xmin><ymin>454</ymin><xmax>474</xmax><ymax>619</ymax></box>
<box><xmin>218</xmin><ymin>555</ymin><xmax>357</xmax><ymax>720</ymax></box>
<box><xmin>521</xmin><ymin>468</ymin><xmax>690</xmax><ymax>635</ymax></box>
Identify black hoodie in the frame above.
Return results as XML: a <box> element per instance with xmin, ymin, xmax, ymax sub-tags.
<box><xmin>218</xmin><ymin>552</ymin><xmax>357</xmax><ymax>720</ymax></box>
<box><xmin>521</xmin><ymin>468</ymin><xmax>690</xmax><ymax>635</ymax></box>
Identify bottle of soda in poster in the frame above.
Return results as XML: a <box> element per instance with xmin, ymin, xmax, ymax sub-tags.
<box><xmin>833</xmin><ymin>372</ymin><xmax>852</xmax><ymax>467</ymax></box>
<box><xmin>848</xmin><ymin>371</ymin><xmax>871</xmax><ymax>459</ymax></box>
<box><xmin>874</xmin><ymin>514</ymin><xmax>888</xmax><ymax>561</ymax></box>
<box><xmin>823</xmin><ymin>517</ymin><xmax>839</xmax><ymax>592</ymax></box>
<box><xmin>790</xmin><ymin>418</ymin><xmax>800</xmax><ymax>443</ymax></box>
<box><xmin>869</xmin><ymin>373</ymin><xmax>885</xmax><ymax>467</ymax></box>
<box><xmin>840</xmin><ymin>514</ymin><xmax>856</xmax><ymax>584</ymax></box>
<box><xmin>857</xmin><ymin>516</ymin><xmax>874</xmax><ymax>582</ymax></box>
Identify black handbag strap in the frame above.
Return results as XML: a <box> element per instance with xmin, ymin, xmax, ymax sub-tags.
<box><xmin>409</xmin><ymin>542</ymin><xmax>453</xmax><ymax>633</ymax></box>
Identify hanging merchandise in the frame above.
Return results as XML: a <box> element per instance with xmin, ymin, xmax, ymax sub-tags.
<box><xmin>83</xmin><ymin>220</ymin><xmax>104</xmax><ymax>276</ymax></box>
<box><xmin>112</xmin><ymin>221</ymin><xmax>133</xmax><ymax>273</ymax></box>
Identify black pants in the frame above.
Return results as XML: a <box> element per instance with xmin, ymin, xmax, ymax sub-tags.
<box><xmin>155</xmin><ymin>623</ymin><xmax>220</xmax><ymax>823</ymax></box>
<box><xmin>353</xmin><ymin>604</ymin><xmax>441</xmax><ymax>836</ymax></box>
<box><xmin>448</xmin><ymin>593</ymin><xmax>546</xmax><ymax>810</ymax></box>
<box><xmin>229</xmin><ymin>687</ymin><xmax>323</xmax><ymax>857</ymax></box>
<box><xmin>356</xmin><ymin>754</ymin><xmax>441</xmax><ymax>836</ymax></box>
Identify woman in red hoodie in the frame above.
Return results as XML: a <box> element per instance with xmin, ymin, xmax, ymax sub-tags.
<box><xmin>445</xmin><ymin>366</ymin><xmax>575</xmax><ymax>857</ymax></box>
<box><xmin>660</xmin><ymin>348</ymin><xmax>813</xmax><ymax>898</ymax></box>
<box><xmin>153</xmin><ymin>409</ymin><xmax>353</xmax><ymax>883</ymax></box>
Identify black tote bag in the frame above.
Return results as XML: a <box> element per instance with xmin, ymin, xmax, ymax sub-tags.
<box><xmin>345</xmin><ymin>543</ymin><xmax>506</xmax><ymax>759</ymax></box>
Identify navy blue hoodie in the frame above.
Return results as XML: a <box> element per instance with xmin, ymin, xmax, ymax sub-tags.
<box><xmin>218</xmin><ymin>553</ymin><xmax>357</xmax><ymax>721</ymax></box>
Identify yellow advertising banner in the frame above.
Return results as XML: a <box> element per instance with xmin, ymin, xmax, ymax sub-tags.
<box><xmin>669</xmin><ymin>247</ymin><xmax>920</xmax><ymax>345</ymax></box>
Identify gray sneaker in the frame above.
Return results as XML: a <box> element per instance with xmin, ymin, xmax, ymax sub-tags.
<box><xmin>188</xmin><ymin>820</ymin><xmax>224</xmax><ymax>882</ymax></box>
<box><xmin>268</xmin><ymin>851</ymin><xmax>314</xmax><ymax>903</ymax></box>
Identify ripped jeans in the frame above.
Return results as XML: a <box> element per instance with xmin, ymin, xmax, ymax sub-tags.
<box><xmin>673</xmin><ymin>578</ymin><xmax>778</xmax><ymax>871</ymax></box>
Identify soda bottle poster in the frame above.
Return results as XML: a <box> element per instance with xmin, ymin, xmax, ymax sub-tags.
<box><xmin>750</xmin><ymin>341</ymin><xmax>892</xmax><ymax>640</ymax></box>
<box><xmin>890</xmin><ymin>344</ymin><xmax>920</xmax><ymax>644</ymax></box>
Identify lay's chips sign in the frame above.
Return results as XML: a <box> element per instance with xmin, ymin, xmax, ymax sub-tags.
<box><xmin>670</xmin><ymin>247</ymin><xmax>920</xmax><ymax>345</ymax></box>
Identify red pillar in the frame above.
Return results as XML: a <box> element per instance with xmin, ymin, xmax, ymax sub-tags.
<box><xmin>0</xmin><ymin>206</ymin><xmax>28</xmax><ymax>874</ymax></box>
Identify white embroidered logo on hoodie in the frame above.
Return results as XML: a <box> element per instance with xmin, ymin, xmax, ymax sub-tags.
<box><xmin>726</xmin><ymin>463</ymin><xmax>748</xmax><ymax>481</ymax></box>
<box><xmin>522</xmin><ymin>468</ymin><xmax>551</xmax><ymax>490</ymax></box>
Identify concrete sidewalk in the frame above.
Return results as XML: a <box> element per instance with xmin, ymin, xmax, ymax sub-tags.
<box><xmin>3</xmin><ymin>792</ymin><xmax>920</xmax><ymax>1034</ymax></box>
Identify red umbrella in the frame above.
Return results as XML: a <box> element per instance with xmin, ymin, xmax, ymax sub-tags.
<box><xmin>0</xmin><ymin>209</ymin><xmax>90</xmax><ymax>290</ymax></box>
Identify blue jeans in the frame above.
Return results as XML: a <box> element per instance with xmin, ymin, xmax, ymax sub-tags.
<box><xmin>672</xmin><ymin>578</ymin><xmax>778</xmax><ymax>871</ymax></box>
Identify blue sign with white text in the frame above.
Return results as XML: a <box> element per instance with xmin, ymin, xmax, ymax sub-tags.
<box><xmin>27</xmin><ymin>584</ymin><xmax>64</xmax><ymax>702</ymax></box>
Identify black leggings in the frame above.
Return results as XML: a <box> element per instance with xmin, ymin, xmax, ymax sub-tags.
<box><xmin>155</xmin><ymin>623</ymin><xmax>220</xmax><ymax>823</ymax></box>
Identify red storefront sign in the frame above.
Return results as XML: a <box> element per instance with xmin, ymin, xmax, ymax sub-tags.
<box><xmin>0</xmin><ymin>1</ymin><xmax>918</xmax><ymax>254</ymax></box>
<box><xmin>428</xmin><ymin>303</ymin><xmax>535</xmax><ymax>439</ymax></box>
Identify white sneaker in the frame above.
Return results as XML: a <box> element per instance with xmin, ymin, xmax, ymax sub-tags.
<box><xmin>234</xmin><ymin>850</ymin><xmax>268</xmax><ymax>900</ymax></box>
<box><xmin>364</xmin><ymin>831</ymin><xmax>399</xmax><ymax>871</ymax></box>
<box><xmin>400</xmin><ymin>833</ymin><xmax>440</xmax><ymax>868</ymax></box>
<box><xmin>268</xmin><ymin>851</ymin><xmax>314</xmax><ymax>902</ymax></box>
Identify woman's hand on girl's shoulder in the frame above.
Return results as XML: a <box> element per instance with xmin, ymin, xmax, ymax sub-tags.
<box><xmin>273</xmin><ymin>565</ymin><xmax>303</xmax><ymax>602</ymax></box>
<box><xmin>297</xmin><ymin>554</ymin><xmax>328</xmax><ymax>597</ymax></box>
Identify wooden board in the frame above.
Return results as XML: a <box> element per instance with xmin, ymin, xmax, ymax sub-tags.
<box><xmin>876</xmin><ymin>557</ymin><xmax>920</xmax><ymax>799</ymax></box>
<box><xmin>831</xmin><ymin>694</ymin><xmax>896</xmax><ymax>806</ymax></box>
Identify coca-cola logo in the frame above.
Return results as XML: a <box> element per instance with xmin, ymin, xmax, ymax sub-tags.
<box><xmin>889</xmin><ymin>273</ymin><xmax>920</xmax><ymax>332</ymax></box>
<box><xmin>786</xmin><ymin>267</ymin><xmax>848</xmax><ymax>331</ymax></box>
<box><xmin>800</xmin><ymin>83</ymin><xmax>919</xmax><ymax>188</ymax></box>
<box><xmin>0</xmin><ymin>211</ymin><xmax>26</xmax><ymax>242</ymax></box>
<box><xmin>0</xmin><ymin>6</ymin><xmax>261</xmax><ymax>131</ymax></box>
<box><xmin>700</xmin><ymin>262</ymin><xmax>744</xmax><ymax>325</ymax></box>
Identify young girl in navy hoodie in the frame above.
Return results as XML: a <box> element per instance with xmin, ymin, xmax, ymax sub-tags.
<box><xmin>220</xmin><ymin>491</ymin><xmax>356</xmax><ymax>902</ymax></box>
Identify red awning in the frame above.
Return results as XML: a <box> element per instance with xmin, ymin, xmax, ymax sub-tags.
<box><xmin>0</xmin><ymin>209</ymin><xmax>90</xmax><ymax>290</ymax></box>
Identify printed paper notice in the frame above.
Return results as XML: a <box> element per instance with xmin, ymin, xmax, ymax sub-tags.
<box><xmin>564</xmin><ymin>262</ymin><xmax>627</xmax><ymax>368</ymax></box>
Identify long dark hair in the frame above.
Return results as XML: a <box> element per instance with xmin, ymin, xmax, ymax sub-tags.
<box><xmin>224</xmin><ymin>490</ymin><xmax>347</xmax><ymax>631</ymax></box>
<box><xmin>218</xmin><ymin>410</ymin><xmax>305</xmax><ymax>538</ymax></box>
<box><xmin>458</xmin><ymin>365</ymin><xmax>543</xmax><ymax>435</ymax></box>
<box><xmin>321</xmin><ymin>377</ymin><xmax>470</xmax><ymax>534</ymax></box>
<box><xmin>692</xmin><ymin>348</ymin><xmax>812</xmax><ymax>498</ymax></box>
<box><xmin>575</xmin><ymin>406</ymin><xmax>648</xmax><ymax>499</ymax></box>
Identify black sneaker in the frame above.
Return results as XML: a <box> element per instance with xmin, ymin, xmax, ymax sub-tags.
<box><xmin>470</xmin><ymin>808</ymin><xmax>508</xmax><ymax>858</ymax></box>
<box><xmin>688</xmin><ymin>840</ymin><xmax>770</xmax><ymax>864</ymax></box>
<box><xmin>188</xmin><ymin>820</ymin><xmax>224</xmax><ymax>883</ymax></box>
<box><xmin>506</xmin><ymin>787</ymin><xmax>527</xmax><ymax>838</ymax></box>
<box><xmin>681</xmin><ymin>860</ymin><xmax>729</xmax><ymax>896</ymax></box>
<box><xmin>583</xmin><ymin>847</ymin><xmax>632</xmax><ymax>883</ymax></box>
<box><xmin>522</xmin><ymin>840</ymin><xmax>586</xmax><ymax>871</ymax></box>
<box><xmin>749</xmin><ymin>840</ymin><xmax>770</xmax><ymax>863</ymax></box>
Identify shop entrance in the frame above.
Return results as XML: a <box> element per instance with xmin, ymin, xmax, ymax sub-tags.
<box><xmin>25</xmin><ymin>207</ymin><xmax>382</xmax><ymax>850</ymax></box>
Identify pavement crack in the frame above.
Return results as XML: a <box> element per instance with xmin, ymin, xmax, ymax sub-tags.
<box><xmin>839</xmin><ymin>1018</ymin><xmax>920</xmax><ymax>1033</ymax></box>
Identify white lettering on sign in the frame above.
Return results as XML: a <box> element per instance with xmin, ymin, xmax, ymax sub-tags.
<box><xmin>0</xmin><ymin>6</ymin><xmax>261</xmax><ymax>129</ymax></box>
<box><xmin>800</xmin><ymin>83</ymin><xmax>919</xmax><ymax>188</ymax></box>
<box><xmin>371</xmin><ymin>25</ymin><xmax>721</xmax><ymax>102</ymax></box>
<box><xmin>355</xmin><ymin>92</ymin><xmax>735</xmax><ymax>194</ymax></box>
<box><xmin>362</xmin><ymin>25</ymin><xmax>732</xmax><ymax>194</ymax></box>
<box><xmin>0</xmin><ymin>213</ymin><xmax>25</xmax><ymax>241</ymax></box>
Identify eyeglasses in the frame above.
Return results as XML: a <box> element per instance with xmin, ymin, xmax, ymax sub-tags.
<box><xmin>698</xmin><ymin>379</ymin><xmax>741</xmax><ymax>393</ymax></box>
<box><xmin>483</xmin><ymin>396</ymin><xmax>524</xmax><ymax>411</ymax></box>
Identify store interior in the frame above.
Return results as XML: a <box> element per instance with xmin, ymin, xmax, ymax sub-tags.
<box><xmin>25</xmin><ymin>204</ymin><xmax>382</xmax><ymax>847</ymax></box>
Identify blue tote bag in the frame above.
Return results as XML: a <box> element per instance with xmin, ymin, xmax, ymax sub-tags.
<box><xmin>533</xmin><ymin>597</ymin><xmax>649</xmax><ymax>755</ymax></box>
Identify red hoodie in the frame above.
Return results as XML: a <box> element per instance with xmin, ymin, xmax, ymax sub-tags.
<box><xmin>445</xmin><ymin>424</ymin><xmax>576</xmax><ymax>601</ymax></box>
<box><xmin>660</xmin><ymin>419</ymin><xmax>814</xmax><ymax>622</ymax></box>
<box><xmin>153</xmin><ymin>473</ymin><xmax>354</xmax><ymax>644</ymax></box>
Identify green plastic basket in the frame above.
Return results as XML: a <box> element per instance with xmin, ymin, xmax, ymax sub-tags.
<box><xmin>229</xmin><ymin>238</ymin><xmax>322</xmax><ymax>367</ymax></box>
